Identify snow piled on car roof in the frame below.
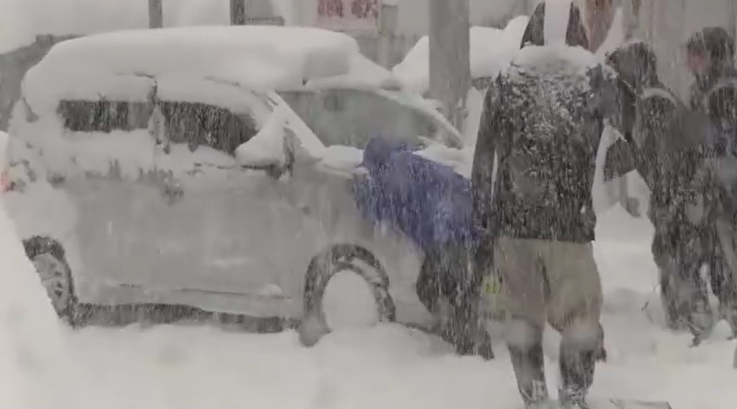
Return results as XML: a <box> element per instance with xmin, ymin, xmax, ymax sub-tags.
<box><xmin>21</xmin><ymin>25</ymin><xmax>359</xmax><ymax>115</ymax></box>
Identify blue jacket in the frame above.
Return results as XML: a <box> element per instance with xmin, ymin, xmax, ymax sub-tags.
<box><xmin>352</xmin><ymin>136</ymin><xmax>477</xmax><ymax>251</ymax></box>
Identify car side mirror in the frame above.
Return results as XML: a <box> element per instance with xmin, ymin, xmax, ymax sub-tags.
<box><xmin>235</xmin><ymin>108</ymin><xmax>293</xmax><ymax>178</ymax></box>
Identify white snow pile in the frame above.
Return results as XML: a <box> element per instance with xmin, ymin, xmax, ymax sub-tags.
<box><xmin>509</xmin><ymin>44</ymin><xmax>602</xmax><ymax>73</ymax></box>
<box><xmin>0</xmin><ymin>130</ymin><xmax>76</xmax><ymax>406</ymax></box>
<box><xmin>392</xmin><ymin>16</ymin><xmax>529</xmax><ymax>94</ymax></box>
<box><xmin>22</xmin><ymin>25</ymin><xmax>359</xmax><ymax>115</ymax></box>
<box><xmin>235</xmin><ymin>105</ymin><xmax>289</xmax><ymax>168</ymax></box>
<box><xmin>0</xmin><ymin>0</ymin><xmax>295</xmax><ymax>54</ymax></box>
<box><xmin>306</xmin><ymin>52</ymin><xmax>404</xmax><ymax>91</ymax></box>
<box><xmin>317</xmin><ymin>145</ymin><xmax>365</xmax><ymax>176</ymax></box>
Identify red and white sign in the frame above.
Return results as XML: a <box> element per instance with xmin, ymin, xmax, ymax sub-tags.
<box><xmin>316</xmin><ymin>0</ymin><xmax>380</xmax><ymax>34</ymax></box>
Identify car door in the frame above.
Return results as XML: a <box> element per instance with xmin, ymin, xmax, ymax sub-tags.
<box><xmin>138</xmin><ymin>80</ymin><xmax>313</xmax><ymax>317</ymax></box>
<box><xmin>46</xmin><ymin>78</ymin><xmax>179</xmax><ymax>300</ymax></box>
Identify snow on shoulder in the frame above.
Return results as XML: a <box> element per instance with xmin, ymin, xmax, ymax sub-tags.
<box><xmin>22</xmin><ymin>25</ymin><xmax>359</xmax><ymax>113</ymax></box>
<box><xmin>509</xmin><ymin>45</ymin><xmax>603</xmax><ymax>75</ymax></box>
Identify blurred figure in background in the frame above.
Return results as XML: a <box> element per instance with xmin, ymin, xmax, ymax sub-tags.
<box><xmin>604</xmin><ymin>41</ymin><xmax>719</xmax><ymax>341</ymax></box>
<box><xmin>684</xmin><ymin>27</ymin><xmax>737</xmax><ymax>337</ymax></box>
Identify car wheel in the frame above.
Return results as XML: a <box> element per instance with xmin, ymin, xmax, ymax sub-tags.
<box><xmin>23</xmin><ymin>237</ymin><xmax>79</xmax><ymax>326</ymax></box>
<box><xmin>299</xmin><ymin>244</ymin><xmax>396</xmax><ymax>347</ymax></box>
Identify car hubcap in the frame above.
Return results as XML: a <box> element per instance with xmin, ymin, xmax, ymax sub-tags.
<box><xmin>33</xmin><ymin>254</ymin><xmax>71</xmax><ymax>314</ymax></box>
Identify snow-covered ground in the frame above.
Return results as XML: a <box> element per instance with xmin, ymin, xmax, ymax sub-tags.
<box><xmin>0</xmin><ymin>136</ymin><xmax>736</xmax><ymax>409</ymax></box>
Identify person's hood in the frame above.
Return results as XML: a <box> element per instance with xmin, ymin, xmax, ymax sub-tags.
<box><xmin>606</xmin><ymin>40</ymin><xmax>659</xmax><ymax>91</ymax></box>
<box><xmin>687</xmin><ymin>26</ymin><xmax>736</xmax><ymax>87</ymax></box>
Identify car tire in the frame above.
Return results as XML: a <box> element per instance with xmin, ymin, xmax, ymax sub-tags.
<box><xmin>23</xmin><ymin>236</ymin><xmax>79</xmax><ymax>326</ymax></box>
<box><xmin>299</xmin><ymin>244</ymin><xmax>396</xmax><ymax>347</ymax></box>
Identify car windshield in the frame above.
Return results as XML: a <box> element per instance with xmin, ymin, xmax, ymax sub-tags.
<box><xmin>279</xmin><ymin>88</ymin><xmax>440</xmax><ymax>150</ymax></box>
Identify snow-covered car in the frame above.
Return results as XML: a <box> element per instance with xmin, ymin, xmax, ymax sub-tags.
<box><xmin>1</xmin><ymin>25</ymin><xmax>466</xmax><ymax>345</ymax></box>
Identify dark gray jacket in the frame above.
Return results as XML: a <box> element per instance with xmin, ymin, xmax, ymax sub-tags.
<box><xmin>605</xmin><ymin>42</ymin><xmax>719</xmax><ymax>232</ymax></box>
<box><xmin>471</xmin><ymin>48</ymin><xmax>617</xmax><ymax>244</ymax></box>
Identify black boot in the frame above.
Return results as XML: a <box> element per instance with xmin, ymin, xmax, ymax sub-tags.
<box><xmin>558</xmin><ymin>323</ymin><xmax>601</xmax><ymax>409</ymax></box>
<box><xmin>506</xmin><ymin>319</ymin><xmax>548</xmax><ymax>408</ymax></box>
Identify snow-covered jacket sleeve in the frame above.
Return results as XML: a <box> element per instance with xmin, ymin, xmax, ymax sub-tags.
<box><xmin>471</xmin><ymin>81</ymin><xmax>500</xmax><ymax>238</ymax></box>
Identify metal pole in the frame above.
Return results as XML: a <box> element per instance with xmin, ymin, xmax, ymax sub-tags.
<box><xmin>231</xmin><ymin>0</ymin><xmax>246</xmax><ymax>25</ymax></box>
<box><xmin>378</xmin><ymin>3</ymin><xmax>399</xmax><ymax>68</ymax></box>
<box><xmin>428</xmin><ymin>0</ymin><xmax>471</xmax><ymax>130</ymax></box>
<box><xmin>148</xmin><ymin>0</ymin><xmax>163</xmax><ymax>29</ymax></box>
<box><xmin>729</xmin><ymin>0</ymin><xmax>737</xmax><ymax>49</ymax></box>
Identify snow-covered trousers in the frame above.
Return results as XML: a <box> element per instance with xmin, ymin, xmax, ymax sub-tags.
<box><xmin>651</xmin><ymin>224</ymin><xmax>733</xmax><ymax>337</ymax></box>
<box><xmin>493</xmin><ymin>238</ymin><xmax>603</xmax><ymax>331</ymax></box>
<box><xmin>416</xmin><ymin>243</ymin><xmax>484</xmax><ymax>355</ymax></box>
<box><xmin>493</xmin><ymin>237</ymin><xmax>604</xmax><ymax>406</ymax></box>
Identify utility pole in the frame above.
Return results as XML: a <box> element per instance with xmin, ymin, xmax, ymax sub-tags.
<box><xmin>148</xmin><ymin>0</ymin><xmax>163</xmax><ymax>29</ymax></box>
<box><xmin>729</xmin><ymin>0</ymin><xmax>737</xmax><ymax>48</ymax></box>
<box><xmin>231</xmin><ymin>0</ymin><xmax>246</xmax><ymax>25</ymax></box>
<box><xmin>378</xmin><ymin>2</ymin><xmax>399</xmax><ymax>68</ymax></box>
<box><xmin>622</xmin><ymin>0</ymin><xmax>641</xmax><ymax>40</ymax></box>
<box><xmin>428</xmin><ymin>0</ymin><xmax>471</xmax><ymax>131</ymax></box>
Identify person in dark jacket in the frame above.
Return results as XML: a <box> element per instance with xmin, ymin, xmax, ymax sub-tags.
<box><xmin>604</xmin><ymin>41</ymin><xmax>719</xmax><ymax>340</ymax></box>
<box><xmin>472</xmin><ymin>4</ymin><xmax>616</xmax><ymax>407</ymax></box>
<box><xmin>524</xmin><ymin>0</ymin><xmax>643</xmax><ymax>220</ymax></box>
<box><xmin>684</xmin><ymin>27</ymin><xmax>737</xmax><ymax>335</ymax></box>
<box><xmin>353</xmin><ymin>136</ymin><xmax>493</xmax><ymax>359</ymax></box>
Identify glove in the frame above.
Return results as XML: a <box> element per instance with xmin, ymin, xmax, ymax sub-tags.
<box><xmin>482</xmin><ymin>272</ymin><xmax>502</xmax><ymax>295</ymax></box>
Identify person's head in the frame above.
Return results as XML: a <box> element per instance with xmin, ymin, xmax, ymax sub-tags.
<box><xmin>361</xmin><ymin>136</ymin><xmax>408</xmax><ymax>174</ymax></box>
<box><xmin>606</xmin><ymin>40</ymin><xmax>659</xmax><ymax>90</ymax></box>
<box><xmin>686</xmin><ymin>26</ymin><xmax>735</xmax><ymax>76</ymax></box>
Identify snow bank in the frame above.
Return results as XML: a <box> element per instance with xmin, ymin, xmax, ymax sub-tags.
<box><xmin>0</xmin><ymin>130</ymin><xmax>77</xmax><ymax>407</ymax></box>
<box><xmin>0</xmin><ymin>0</ymin><xmax>295</xmax><ymax>54</ymax></box>
<box><xmin>3</xmin><ymin>190</ymin><xmax>737</xmax><ymax>408</ymax></box>
<box><xmin>392</xmin><ymin>17</ymin><xmax>529</xmax><ymax>94</ymax></box>
<box><xmin>22</xmin><ymin>26</ymin><xmax>359</xmax><ymax>115</ymax></box>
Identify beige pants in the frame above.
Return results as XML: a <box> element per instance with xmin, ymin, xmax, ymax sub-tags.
<box><xmin>494</xmin><ymin>237</ymin><xmax>603</xmax><ymax>331</ymax></box>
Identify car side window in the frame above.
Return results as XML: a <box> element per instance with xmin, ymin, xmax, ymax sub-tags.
<box><xmin>58</xmin><ymin>100</ymin><xmax>150</xmax><ymax>132</ymax></box>
<box><xmin>280</xmin><ymin>89</ymin><xmax>432</xmax><ymax>149</ymax></box>
<box><xmin>158</xmin><ymin>101</ymin><xmax>258</xmax><ymax>155</ymax></box>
